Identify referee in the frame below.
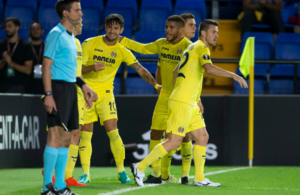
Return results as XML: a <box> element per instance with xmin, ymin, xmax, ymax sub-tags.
<box><xmin>41</xmin><ymin>1</ymin><xmax>96</xmax><ymax>195</ymax></box>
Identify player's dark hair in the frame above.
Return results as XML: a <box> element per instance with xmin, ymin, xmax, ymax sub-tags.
<box><xmin>5</xmin><ymin>17</ymin><xmax>21</xmax><ymax>27</ymax></box>
<box><xmin>56</xmin><ymin>0</ymin><xmax>80</xmax><ymax>19</ymax></box>
<box><xmin>167</xmin><ymin>15</ymin><xmax>185</xmax><ymax>28</ymax></box>
<box><xmin>180</xmin><ymin>13</ymin><xmax>195</xmax><ymax>22</ymax></box>
<box><xmin>30</xmin><ymin>22</ymin><xmax>43</xmax><ymax>30</ymax></box>
<box><xmin>105</xmin><ymin>14</ymin><xmax>124</xmax><ymax>28</ymax></box>
<box><xmin>199</xmin><ymin>19</ymin><xmax>219</xmax><ymax>36</ymax></box>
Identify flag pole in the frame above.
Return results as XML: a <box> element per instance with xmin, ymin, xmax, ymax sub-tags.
<box><xmin>248</xmin><ymin>65</ymin><xmax>254</xmax><ymax>167</ymax></box>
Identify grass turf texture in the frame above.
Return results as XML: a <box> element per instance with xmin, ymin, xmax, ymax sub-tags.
<box><xmin>0</xmin><ymin>166</ymin><xmax>299</xmax><ymax>195</ymax></box>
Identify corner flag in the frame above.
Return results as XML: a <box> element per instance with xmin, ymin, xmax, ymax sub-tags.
<box><xmin>239</xmin><ymin>37</ymin><xmax>255</xmax><ymax>78</ymax></box>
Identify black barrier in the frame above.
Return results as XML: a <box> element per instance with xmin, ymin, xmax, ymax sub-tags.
<box><xmin>0</xmin><ymin>94</ymin><xmax>299</xmax><ymax>168</ymax></box>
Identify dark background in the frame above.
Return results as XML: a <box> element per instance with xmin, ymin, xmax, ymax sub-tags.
<box><xmin>0</xmin><ymin>94</ymin><xmax>299</xmax><ymax>169</ymax></box>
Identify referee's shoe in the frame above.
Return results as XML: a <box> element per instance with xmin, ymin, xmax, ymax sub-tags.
<box><xmin>57</xmin><ymin>187</ymin><xmax>79</xmax><ymax>195</ymax></box>
<box><xmin>41</xmin><ymin>183</ymin><xmax>58</xmax><ymax>195</ymax></box>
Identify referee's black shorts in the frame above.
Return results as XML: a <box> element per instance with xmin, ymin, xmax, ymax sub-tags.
<box><xmin>47</xmin><ymin>80</ymin><xmax>79</xmax><ymax>131</ymax></box>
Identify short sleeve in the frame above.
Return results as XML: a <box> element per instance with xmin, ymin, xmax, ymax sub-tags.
<box><xmin>199</xmin><ymin>47</ymin><xmax>212</xmax><ymax>66</ymax></box>
<box><xmin>44</xmin><ymin>31</ymin><xmax>61</xmax><ymax>60</ymax></box>
<box><xmin>82</xmin><ymin>39</ymin><xmax>93</xmax><ymax>65</ymax></box>
<box><xmin>123</xmin><ymin>48</ymin><xmax>138</xmax><ymax>66</ymax></box>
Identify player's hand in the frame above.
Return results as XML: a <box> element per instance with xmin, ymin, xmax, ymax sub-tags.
<box><xmin>44</xmin><ymin>95</ymin><xmax>57</xmax><ymax>114</ymax></box>
<box><xmin>156</xmin><ymin>84</ymin><xmax>162</xmax><ymax>94</ymax></box>
<box><xmin>233</xmin><ymin>74</ymin><xmax>248</xmax><ymax>88</ymax></box>
<box><xmin>92</xmin><ymin>62</ymin><xmax>105</xmax><ymax>72</ymax></box>
<box><xmin>118</xmin><ymin>36</ymin><xmax>124</xmax><ymax>42</ymax></box>
<box><xmin>198</xmin><ymin>101</ymin><xmax>204</xmax><ymax>114</ymax></box>
<box><xmin>82</xmin><ymin>84</ymin><xmax>97</xmax><ymax>109</ymax></box>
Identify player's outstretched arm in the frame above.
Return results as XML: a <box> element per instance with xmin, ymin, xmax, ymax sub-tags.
<box><xmin>82</xmin><ymin>62</ymin><xmax>105</xmax><ymax>75</ymax></box>
<box><xmin>130</xmin><ymin>62</ymin><xmax>162</xmax><ymax>93</ymax></box>
<box><xmin>119</xmin><ymin>36</ymin><xmax>159</xmax><ymax>55</ymax></box>
<box><xmin>42</xmin><ymin>57</ymin><xmax>57</xmax><ymax>113</ymax></box>
<box><xmin>203</xmin><ymin>63</ymin><xmax>248</xmax><ymax>88</ymax></box>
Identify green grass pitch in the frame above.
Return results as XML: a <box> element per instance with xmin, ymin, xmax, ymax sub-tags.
<box><xmin>0</xmin><ymin>166</ymin><xmax>299</xmax><ymax>195</ymax></box>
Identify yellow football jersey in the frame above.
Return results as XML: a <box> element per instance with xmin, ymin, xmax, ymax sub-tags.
<box><xmin>121</xmin><ymin>37</ymin><xmax>192</xmax><ymax>94</ymax></box>
<box><xmin>170</xmin><ymin>40</ymin><xmax>212</xmax><ymax>105</ymax></box>
<box><xmin>75</xmin><ymin>38</ymin><xmax>84</xmax><ymax>101</ymax></box>
<box><xmin>82</xmin><ymin>36</ymin><xmax>137</xmax><ymax>95</ymax></box>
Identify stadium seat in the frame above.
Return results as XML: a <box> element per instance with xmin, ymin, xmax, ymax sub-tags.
<box><xmin>269</xmin><ymin>66</ymin><xmax>295</xmax><ymax>94</ymax></box>
<box><xmin>276</xmin><ymin>33</ymin><xmax>300</xmax><ymax>67</ymax></box>
<box><xmin>132</xmin><ymin>30</ymin><xmax>164</xmax><ymax>58</ymax></box>
<box><xmin>105</xmin><ymin>0</ymin><xmax>138</xmax><ymax>36</ymax></box>
<box><xmin>174</xmin><ymin>0</ymin><xmax>206</xmax><ymax>25</ymax></box>
<box><xmin>241</xmin><ymin>32</ymin><xmax>274</xmax><ymax>70</ymax></box>
<box><xmin>5</xmin><ymin>0</ymin><xmax>38</xmax><ymax>29</ymax></box>
<box><xmin>140</xmin><ymin>0</ymin><xmax>172</xmax><ymax>31</ymax></box>
<box><xmin>235</xmin><ymin>67</ymin><xmax>267</xmax><ymax>94</ymax></box>
<box><xmin>0</xmin><ymin>28</ymin><xmax>6</xmax><ymax>40</ymax></box>
<box><xmin>76</xmin><ymin>29</ymin><xmax>99</xmax><ymax>43</ymax></box>
<box><xmin>234</xmin><ymin>78</ymin><xmax>266</xmax><ymax>94</ymax></box>
<box><xmin>126</xmin><ymin>77</ymin><xmax>156</xmax><ymax>94</ymax></box>
<box><xmin>18</xmin><ymin>29</ymin><xmax>29</xmax><ymax>41</ymax></box>
<box><xmin>38</xmin><ymin>0</ymin><xmax>60</xmax><ymax>40</ymax></box>
<box><xmin>114</xmin><ymin>76</ymin><xmax>121</xmax><ymax>95</ymax></box>
<box><xmin>81</xmin><ymin>0</ymin><xmax>104</xmax><ymax>31</ymax></box>
<box><xmin>269</xmin><ymin>33</ymin><xmax>300</xmax><ymax>94</ymax></box>
<box><xmin>127</xmin><ymin>62</ymin><xmax>157</xmax><ymax>75</ymax></box>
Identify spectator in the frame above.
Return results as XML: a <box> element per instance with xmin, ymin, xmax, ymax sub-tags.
<box><xmin>28</xmin><ymin>22</ymin><xmax>44</xmax><ymax>94</ymax></box>
<box><xmin>241</xmin><ymin>0</ymin><xmax>285</xmax><ymax>36</ymax></box>
<box><xmin>0</xmin><ymin>18</ymin><xmax>33</xmax><ymax>93</ymax></box>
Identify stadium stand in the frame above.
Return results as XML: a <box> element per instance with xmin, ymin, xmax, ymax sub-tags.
<box><xmin>139</xmin><ymin>0</ymin><xmax>172</xmax><ymax>31</ymax></box>
<box><xmin>38</xmin><ymin>0</ymin><xmax>60</xmax><ymax>41</ymax></box>
<box><xmin>269</xmin><ymin>33</ymin><xmax>300</xmax><ymax>94</ymax></box>
<box><xmin>4</xmin><ymin>0</ymin><xmax>37</xmax><ymax>30</ymax></box>
<box><xmin>104</xmin><ymin>0</ymin><xmax>138</xmax><ymax>38</ymax></box>
<box><xmin>126</xmin><ymin>77</ymin><xmax>156</xmax><ymax>94</ymax></box>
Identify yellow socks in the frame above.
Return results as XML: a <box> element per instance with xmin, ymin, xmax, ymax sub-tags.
<box><xmin>161</xmin><ymin>138</ymin><xmax>181</xmax><ymax>180</ymax></box>
<box><xmin>149</xmin><ymin>139</ymin><xmax>162</xmax><ymax>177</ymax></box>
<box><xmin>194</xmin><ymin>145</ymin><xmax>206</xmax><ymax>182</ymax></box>
<box><xmin>181</xmin><ymin>141</ymin><xmax>192</xmax><ymax>178</ymax></box>
<box><xmin>138</xmin><ymin>143</ymin><xmax>167</xmax><ymax>173</ymax></box>
<box><xmin>79</xmin><ymin>131</ymin><xmax>93</xmax><ymax>177</ymax></box>
<box><xmin>65</xmin><ymin>144</ymin><xmax>78</xmax><ymax>180</ymax></box>
<box><xmin>107</xmin><ymin>129</ymin><xmax>125</xmax><ymax>173</ymax></box>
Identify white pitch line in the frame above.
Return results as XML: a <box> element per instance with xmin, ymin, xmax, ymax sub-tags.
<box><xmin>189</xmin><ymin>167</ymin><xmax>251</xmax><ymax>179</ymax></box>
<box><xmin>98</xmin><ymin>167</ymin><xmax>251</xmax><ymax>195</ymax></box>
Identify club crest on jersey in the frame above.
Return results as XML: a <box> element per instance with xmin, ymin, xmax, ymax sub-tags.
<box><xmin>203</xmin><ymin>55</ymin><xmax>210</xmax><ymax>60</ymax></box>
<box><xmin>177</xmin><ymin>49</ymin><xmax>183</xmax><ymax>55</ymax></box>
<box><xmin>178</xmin><ymin>126</ymin><xmax>184</xmax><ymax>133</ymax></box>
<box><xmin>111</xmin><ymin>51</ymin><xmax>117</xmax><ymax>58</ymax></box>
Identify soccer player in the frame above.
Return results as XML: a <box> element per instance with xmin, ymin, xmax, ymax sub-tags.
<box><xmin>131</xmin><ymin>19</ymin><xmax>248</xmax><ymax>187</ymax></box>
<box><xmin>78</xmin><ymin>14</ymin><xmax>161</xmax><ymax>184</ymax></box>
<box><xmin>41</xmin><ymin>0</ymin><xmax>96</xmax><ymax>195</ymax></box>
<box><xmin>63</xmin><ymin>21</ymin><xmax>95</xmax><ymax>187</ymax></box>
<box><xmin>119</xmin><ymin>15</ymin><xmax>192</xmax><ymax>184</ymax></box>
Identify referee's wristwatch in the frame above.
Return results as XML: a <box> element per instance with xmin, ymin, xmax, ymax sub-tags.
<box><xmin>45</xmin><ymin>91</ymin><xmax>53</xmax><ymax>96</ymax></box>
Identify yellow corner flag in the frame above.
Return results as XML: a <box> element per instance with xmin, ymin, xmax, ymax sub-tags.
<box><xmin>239</xmin><ymin>37</ymin><xmax>255</xmax><ymax>78</ymax></box>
